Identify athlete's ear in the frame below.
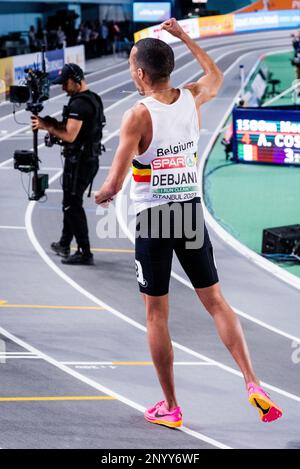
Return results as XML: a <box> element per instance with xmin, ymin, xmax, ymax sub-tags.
<box><xmin>137</xmin><ymin>68</ymin><xmax>144</xmax><ymax>80</ymax></box>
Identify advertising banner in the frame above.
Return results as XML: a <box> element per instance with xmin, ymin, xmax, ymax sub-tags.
<box><xmin>13</xmin><ymin>52</ymin><xmax>42</xmax><ymax>84</ymax></box>
<box><xmin>135</xmin><ymin>9</ymin><xmax>300</xmax><ymax>44</ymax></box>
<box><xmin>134</xmin><ymin>27</ymin><xmax>151</xmax><ymax>42</ymax></box>
<box><xmin>236</xmin><ymin>1</ymin><xmax>298</xmax><ymax>13</ymax></box>
<box><xmin>234</xmin><ymin>12</ymin><xmax>280</xmax><ymax>32</ymax></box>
<box><xmin>64</xmin><ymin>45</ymin><xmax>85</xmax><ymax>71</ymax></box>
<box><xmin>45</xmin><ymin>49</ymin><xmax>64</xmax><ymax>82</ymax></box>
<box><xmin>278</xmin><ymin>9</ymin><xmax>300</xmax><ymax>28</ymax></box>
<box><xmin>133</xmin><ymin>2</ymin><xmax>171</xmax><ymax>22</ymax></box>
<box><xmin>199</xmin><ymin>14</ymin><xmax>234</xmax><ymax>37</ymax></box>
<box><xmin>134</xmin><ymin>18</ymin><xmax>199</xmax><ymax>43</ymax></box>
<box><xmin>0</xmin><ymin>45</ymin><xmax>85</xmax><ymax>101</ymax></box>
<box><xmin>174</xmin><ymin>18</ymin><xmax>200</xmax><ymax>41</ymax></box>
<box><xmin>0</xmin><ymin>57</ymin><xmax>14</xmax><ymax>96</ymax></box>
<box><xmin>234</xmin><ymin>10</ymin><xmax>300</xmax><ymax>32</ymax></box>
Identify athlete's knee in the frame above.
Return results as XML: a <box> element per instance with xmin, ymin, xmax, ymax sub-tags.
<box><xmin>196</xmin><ymin>284</ymin><xmax>226</xmax><ymax>315</ymax></box>
<box><xmin>205</xmin><ymin>298</ymin><xmax>226</xmax><ymax>317</ymax></box>
<box><xmin>145</xmin><ymin>296</ymin><xmax>168</xmax><ymax>323</ymax></box>
<box><xmin>146</xmin><ymin>310</ymin><xmax>167</xmax><ymax>325</ymax></box>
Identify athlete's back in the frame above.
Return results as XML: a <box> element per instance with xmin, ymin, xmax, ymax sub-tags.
<box><xmin>131</xmin><ymin>88</ymin><xmax>200</xmax><ymax>214</ymax></box>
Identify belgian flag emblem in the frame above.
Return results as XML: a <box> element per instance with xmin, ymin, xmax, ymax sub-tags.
<box><xmin>132</xmin><ymin>160</ymin><xmax>151</xmax><ymax>182</ymax></box>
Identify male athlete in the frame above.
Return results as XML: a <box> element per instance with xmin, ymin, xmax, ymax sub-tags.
<box><xmin>95</xmin><ymin>18</ymin><xmax>283</xmax><ymax>427</ymax></box>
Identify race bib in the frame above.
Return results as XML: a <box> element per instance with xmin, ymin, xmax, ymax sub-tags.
<box><xmin>150</xmin><ymin>154</ymin><xmax>200</xmax><ymax>202</ymax></box>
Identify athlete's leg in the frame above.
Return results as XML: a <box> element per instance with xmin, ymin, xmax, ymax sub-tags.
<box><xmin>143</xmin><ymin>293</ymin><xmax>179</xmax><ymax>411</ymax></box>
<box><xmin>195</xmin><ymin>283</ymin><xmax>259</xmax><ymax>387</ymax></box>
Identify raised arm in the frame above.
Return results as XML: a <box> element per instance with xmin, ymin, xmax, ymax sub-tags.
<box><xmin>161</xmin><ymin>18</ymin><xmax>224</xmax><ymax>106</ymax></box>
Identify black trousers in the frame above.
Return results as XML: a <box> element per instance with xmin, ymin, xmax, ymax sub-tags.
<box><xmin>60</xmin><ymin>158</ymin><xmax>99</xmax><ymax>253</ymax></box>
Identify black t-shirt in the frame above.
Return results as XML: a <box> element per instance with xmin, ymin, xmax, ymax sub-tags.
<box><xmin>67</xmin><ymin>90</ymin><xmax>100</xmax><ymax>146</ymax></box>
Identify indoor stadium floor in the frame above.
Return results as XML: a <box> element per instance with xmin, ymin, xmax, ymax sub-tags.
<box><xmin>0</xmin><ymin>29</ymin><xmax>299</xmax><ymax>449</ymax></box>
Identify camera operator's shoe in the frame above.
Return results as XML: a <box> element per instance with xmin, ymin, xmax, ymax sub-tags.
<box><xmin>61</xmin><ymin>251</ymin><xmax>94</xmax><ymax>266</ymax></box>
<box><xmin>51</xmin><ymin>241</ymin><xmax>70</xmax><ymax>258</ymax></box>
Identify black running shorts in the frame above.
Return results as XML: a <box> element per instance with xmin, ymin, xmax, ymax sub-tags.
<box><xmin>135</xmin><ymin>197</ymin><xmax>219</xmax><ymax>296</ymax></box>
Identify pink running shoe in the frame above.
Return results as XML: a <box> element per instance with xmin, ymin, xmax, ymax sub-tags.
<box><xmin>144</xmin><ymin>400</ymin><xmax>183</xmax><ymax>428</ymax></box>
<box><xmin>247</xmin><ymin>382</ymin><xmax>283</xmax><ymax>423</ymax></box>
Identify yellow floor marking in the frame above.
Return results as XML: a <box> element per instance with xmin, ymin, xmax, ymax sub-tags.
<box><xmin>0</xmin><ymin>300</ymin><xmax>7</xmax><ymax>305</ymax></box>
<box><xmin>0</xmin><ymin>396</ymin><xmax>115</xmax><ymax>402</ymax></box>
<box><xmin>0</xmin><ymin>304</ymin><xmax>105</xmax><ymax>310</ymax></box>
<box><xmin>71</xmin><ymin>247</ymin><xmax>134</xmax><ymax>254</ymax></box>
<box><xmin>64</xmin><ymin>361</ymin><xmax>210</xmax><ymax>366</ymax></box>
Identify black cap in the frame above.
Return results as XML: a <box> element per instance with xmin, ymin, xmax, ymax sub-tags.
<box><xmin>52</xmin><ymin>63</ymin><xmax>84</xmax><ymax>84</ymax></box>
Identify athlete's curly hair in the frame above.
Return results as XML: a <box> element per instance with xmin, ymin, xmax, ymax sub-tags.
<box><xmin>134</xmin><ymin>38</ymin><xmax>175</xmax><ymax>83</ymax></box>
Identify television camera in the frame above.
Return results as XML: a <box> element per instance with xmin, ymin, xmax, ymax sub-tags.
<box><xmin>10</xmin><ymin>49</ymin><xmax>50</xmax><ymax>201</ymax></box>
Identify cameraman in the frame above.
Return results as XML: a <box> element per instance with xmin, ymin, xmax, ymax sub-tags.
<box><xmin>31</xmin><ymin>63</ymin><xmax>105</xmax><ymax>265</ymax></box>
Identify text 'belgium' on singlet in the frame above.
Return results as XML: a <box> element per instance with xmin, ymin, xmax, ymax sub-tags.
<box><xmin>130</xmin><ymin>88</ymin><xmax>201</xmax><ymax>214</ymax></box>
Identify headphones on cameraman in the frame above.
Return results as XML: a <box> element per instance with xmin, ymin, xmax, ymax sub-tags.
<box><xmin>65</xmin><ymin>63</ymin><xmax>83</xmax><ymax>84</ymax></box>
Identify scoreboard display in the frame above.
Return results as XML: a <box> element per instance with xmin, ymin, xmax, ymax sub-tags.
<box><xmin>232</xmin><ymin>107</ymin><xmax>300</xmax><ymax>166</ymax></box>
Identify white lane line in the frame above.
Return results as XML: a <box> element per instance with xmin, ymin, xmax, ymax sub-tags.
<box><xmin>0</xmin><ymin>324</ymin><xmax>230</xmax><ymax>449</ymax></box>
<box><xmin>0</xmin><ymin>225</ymin><xmax>26</xmax><ymax>230</ymax></box>
<box><xmin>45</xmin><ymin>165</ymin><xmax>111</xmax><ymax>171</ymax></box>
<box><xmin>0</xmin><ymin>136</ymin><xmax>33</xmax><ymax>140</ymax></box>
<box><xmin>0</xmin><ymin>158</ymin><xmax>13</xmax><ymax>168</ymax></box>
<box><xmin>0</xmin><ymin>356</ymin><xmax>41</xmax><ymax>359</ymax></box>
<box><xmin>60</xmin><ymin>361</ymin><xmax>215</xmax><ymax>366</ymax></box>
<box><xmin>0</xmin><ymin>166</ymin><xmax>112</xmax><ymax>172</ymax></box>
<box><xmin>0</xmin><ymin>166</ymin><xmax>20</xmax><ymax>170</ymax></box>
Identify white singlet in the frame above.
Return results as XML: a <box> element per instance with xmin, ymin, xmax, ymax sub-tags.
<box><xmin>130</xmin><ymin>88</ymin><xmax>201</xmax><ymax>214</ymax></box>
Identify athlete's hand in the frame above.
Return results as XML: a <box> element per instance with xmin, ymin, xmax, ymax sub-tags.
<box><xmin>100</xmin><ymin>199</ymin><xmax>113</xmax><ymax>208</ymax></box>
<box><xmin>160</xmin><ymin>18</ymin><xmax>185</xmax><ymax>39</ymax></box>
<box><xmin>94</xmin><ymin>190</ymin><xmax>113</xmax><ymax>207</ymax></box>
